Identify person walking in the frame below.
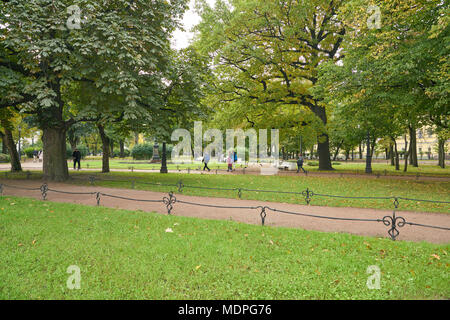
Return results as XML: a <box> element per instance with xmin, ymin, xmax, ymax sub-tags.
<box><xmin>72</xmin><ymin>148</ymin><xmax>81</xmax><ymax>170</ymax></box>
<box><xmin>227</xmin><ymin>152</ymin><xmax>233</xmax><ymax>172</ymax></box>
<box><xmin>38</xmin><ymin>150</ymin><xmax>43</xmax><ymax>163</ymax></box>
<box><xmin>297</xmin><ymin>154</ymin><xmax>307</xmax><ymax>173</ymax></box>
<box><xmin>202</xmin><ymin>152</ymin><xmax>211</xmax><ymax>172</ymax></box>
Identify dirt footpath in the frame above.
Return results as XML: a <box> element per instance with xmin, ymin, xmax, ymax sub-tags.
<box><xmin>1</xmin><ymin>179</ymin><xmax>449</xmax><ymax>244</ymax></box>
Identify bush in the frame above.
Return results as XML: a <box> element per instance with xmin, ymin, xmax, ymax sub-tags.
<box><xmin>131</xmin><ymin>143</ymin><xmax>154</xmax><ymax>160</ymax></box>
<box><xmin>0</xmin><ymin>153</ymin><xmax>10</xmax><ymax>163</ymax></box>
<box><xmin>306</xmin><ymin>161</ymin><xmax>319</xmax><ymax>166</ymax></box>
<box><xmin>66</xmin><ymin>145</ymin><xmax>89</xmax><ymax>159</ymax></box>
<box><xmin>131</xmin><ymin>143</ymin><xmax>173</xmax><ymax>160</ymax></box>
<box><xmin>332</xmin><ymin>162</ymin><xmax>341</xmax><ymax>165</ymax></box>
<box><xmin>24</xmin><ymin>147</ymin><xmax>38</xmax><ymax>158</ymax></box>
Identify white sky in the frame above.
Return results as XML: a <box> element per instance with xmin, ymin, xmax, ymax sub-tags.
<box><xmin>171</xmin><ymin>0</ymin><xmax>216</xmax><ymax>50</ymax></box>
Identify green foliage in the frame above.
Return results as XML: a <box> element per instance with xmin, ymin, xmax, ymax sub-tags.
<box><xmin>0</xmin><ymin>153</ymin><xmax>10</xmax><ymax>163</ymax></box>
<box><xmin>23</xmin><ymin>147</ymin><xmax>37</xmax><ymax>158</ymax></box>
<box><xmin>66</xmin><ymin>145</ymin><xmax>88</xmax><ymax>159</ymax></box>
<box><xmin>131</xmin><ymin>143</ymin><xmax>154</xmax><ymax>160</ymax></box>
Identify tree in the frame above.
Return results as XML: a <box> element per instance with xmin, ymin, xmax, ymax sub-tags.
<box><xmin>194</xmin><ymin>0</ymin><xmax>347</xmax><ymax>170</ymax></box>
<box><xmin>314</xmin><ymin>0</ymin><xmax>449</xmax><ymax>171</ymax></box>
<box><xmin>0</xmin><ymin>108</ymin><xmax>21</xmax><ymax>171</ymax></box>
<box><xmin>0</xmin><ymin>0</ymin><xmax>187</xmax><ymax>180</ymax></box>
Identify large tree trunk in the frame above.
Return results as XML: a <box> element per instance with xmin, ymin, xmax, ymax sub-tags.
<box><xmin>42</xmin><ymin>127</ymin><xmax>68</xmax><ymax>181</ymax></box>
<box><xmin>1</xmin><ymin>127</ymin><xmax>22</xmax><ymax>172</ymax></box>
<box><xmin>333</xmin><ymin>140</ymin><xmax>343</xmax><ymax>161</ymax></box>
<box><xmin>438</xmin><ymin>138</ymin><xmax>446</xmax><ymax>168</ymax></box>
<box><xmin>389</xmin><ymin>144</ymin><xmax>395</xmax><ymax>166</ymax></box>
<box><xmin>312</xmin><ymin>104</ymin><xmax>333</xmax><ymax>170</ymax></box>
<box><xmin>408</xmin><ymin>125</ymin><xmax>418</xmax><ymax>167</ymax></box>
<box><xmin>119</xmin><ymin>140</ymin><xmax>125</xmax><ymax>158</ymax></box>
<box><xmin>0</xmin><ymin>131</ymin><xmax>7</xmax><ymax>154</ymax></box>
<box><xmin>391</xmin><ymin>137</ymin><xmax>400</xmax><ymax>170</ymax></box>
<box><xmin>97</xmin><ymin>124</ymin><xmax>110</xmax><ymax>173</ymax></box>
<box><xmin>403</xmin><ymin>134</ymin><xmax>410</xmax><ymax>172</ymax></box>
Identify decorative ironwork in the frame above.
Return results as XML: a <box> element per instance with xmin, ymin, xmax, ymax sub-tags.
<box><xmin>177</xmin><ymin>180</ymin><xmax>184</xmax><ymax>193</ymax></box>
<box><xmin>302</xmin><ymin>188</ymin><xmax>314</xmax><ymax>205</ymax></box>
<box><xmin>1</xmin><ymin>179</ymin><xmax>448</xmax><ymax>242</ymax></box>
<box><xmin>259</xmin><ymin>206</ymin><xmax>267</xmax><ymax>226</ymax></box>
<box><xmin>89</xmin><ymin>175</ymin><xmax>95</xmax><ymax>185</ymax></box>
<box><xmin>381</xmin><ymin>212</ymin><xmax>406</xmax><ymax>241</ymax></box>
<box><xmin>393</xmin><ymin>197</ymin><xmax>399</xmax><ymax>209</ymax></box>
<box><xmin>163</xmin><ymin>191</ymin><xmax>176</xmax><ymax>215</ymax></box>
<box><xmin>40</xmin><ymin>183</ymin><xmax>48</xmax><ymax>200</ymax></box>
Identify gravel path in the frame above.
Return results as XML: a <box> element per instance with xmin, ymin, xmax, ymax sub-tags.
<box><xmin>1</xmin><ymin>179</ymin><xmax>449</xmax><ymax>244</ymax></box>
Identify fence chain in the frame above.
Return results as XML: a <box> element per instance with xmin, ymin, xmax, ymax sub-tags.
<box><xmin>1</xmin><ymin>179</ymin><xmax>449</xmax><ymax>241</ymax></box>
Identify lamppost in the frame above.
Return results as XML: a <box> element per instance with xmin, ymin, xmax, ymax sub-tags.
<box><xmin>160</xmin><ymin>142</ymin><xmax>168</xmax><ymax>173</ymax></box>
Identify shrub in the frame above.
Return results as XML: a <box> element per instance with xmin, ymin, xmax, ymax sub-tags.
<box><xmin>306</xmin><ymin>161</ymin><xmax>319</xmax><ymax>166</ymax></box>
<box><xmin>131</xmin><ymin>143</ymin><xmax>154</xmax><ymax>160</ymax></box>
<box><xmin>24</xmin><ymin>147</ymin><xmax>38</xmax><ymax>158</ymax></box>
<box><xmin>0</xmin><ymin>153</ymin><xmax>10</xmax><ymax>163</ymax></box>
<box><xmin>67</xmin><ymin>145</ymin><xmax>89</xmax><ymax>159</ymax></box>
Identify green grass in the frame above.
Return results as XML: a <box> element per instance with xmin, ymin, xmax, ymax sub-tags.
<box><xmin>72</xmin><ymin>172</ymin><xmax>450</xmax><ymax>214</ymax></box>
<box><xmin>1</xmin><ymin>170</ymin><xmax>449</xmax><ymax>213</ymax></box>
<box><xmin>73</xmin><ymin>159</ymin><xmax>450</xmax><ymax>177</ymax></box>
<box><xmin>0</xmin><ymin>196</ymin><xmax>448</xmax><ymax>299</ymax></box>
<box><xmin>302</xmin><ymin>161</ymin><xmax>450</xmax><ymax>177</ymax></box>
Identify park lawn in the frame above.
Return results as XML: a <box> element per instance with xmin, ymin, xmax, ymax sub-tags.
<box><xmin>65</xmin><ymin>171</ymin><xmax>450</xmax><ymax>214</ymax></box>
<box><xmin>303</xmin><ymin>161</ymin><xmax>450</xmax><ymax>177</ymax></box>
<box><xmin>79</xmin><ymin>160</ymin><xmax>230</xmax><ymax>171</ymax></box>
<box><xmin>0</xmin><ymin>196</ymin><xmax>448</xmax><ymax>300</ymax></box>
<box><xmin>68</xmin><ymin>159</ymin><xmax>450</xmax><ymax>177</ymax></box>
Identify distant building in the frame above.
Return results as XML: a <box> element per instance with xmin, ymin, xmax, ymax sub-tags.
<box><xmin>396</xmin><ymin>127</ymin><xmax>449</xmax><ymax>160</ymax></box>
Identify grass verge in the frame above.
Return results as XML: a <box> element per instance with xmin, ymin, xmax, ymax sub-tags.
<box><xmin>0</xmin><ymin>196</ymin><xmax>448</xmax><ymax>299</ymax></box>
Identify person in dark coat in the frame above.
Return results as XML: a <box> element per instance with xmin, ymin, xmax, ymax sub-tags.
<box><xmin>72</xmin><ymin>148</ymin><xmax>81</xmax><ymax>170</ymax></box>
<box><xmin>297</xmin><ymin>155</ymin><xmax>307</xmax><ymax>173</ymax></box>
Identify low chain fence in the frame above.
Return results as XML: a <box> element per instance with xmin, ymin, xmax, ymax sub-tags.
<box><xmin>0</xmin><ymin>176</ymin><xmax>449</xmax><ymax>241</ymax></box>
<box><xmin>4</xmin><ymin>165</ymin><xmax>450</xmax><ymax>181</ymax></box>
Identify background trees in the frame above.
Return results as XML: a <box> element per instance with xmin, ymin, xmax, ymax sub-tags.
<box><xmin>194</xmin><ymin>0</ymin><xmax>348</xmax><ymax>170</ymax></box>
<box><xmin>0</xmin><ymin>0</ymin><xmax>188</xmax><ymax>180</ymax></box>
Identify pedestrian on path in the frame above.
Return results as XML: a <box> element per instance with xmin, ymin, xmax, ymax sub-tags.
<box><xmin>227</xmin><ymin>152</ymin><xmax>233</xmax><ymax>172</ymax></box>
<box><xmin>202</xmin><ymin>152</ymin><xmax>211</xmax><ymax>172</ymax></box>
<box><xmin>297</xmin><ymin>155</ymin><xmax>307</xmax><ymax>173</ymax></box>
<box><xmin>72</xmin><ymin>148</ymin><xmax>81</xmax><ymax>170</ymax></box>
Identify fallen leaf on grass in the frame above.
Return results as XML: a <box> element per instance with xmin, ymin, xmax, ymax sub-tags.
<box><xmin>430</xmin><ymin>254</ymin><xmax>440</xmax><ymax>260</ymax></box>
<box><xmin>31</xmin><ymin>239</ymin><xmax>37</xmax><ymax>246</ymax></box>
<box><xmin>195</xmin><ymin>265</ymin><xmax>201</xmax><ymax>270</ymax></box>
<box><xmin>165</xmin><ymin>228</ymin><xmax>173</xmax><ymax>233</ymax></box>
